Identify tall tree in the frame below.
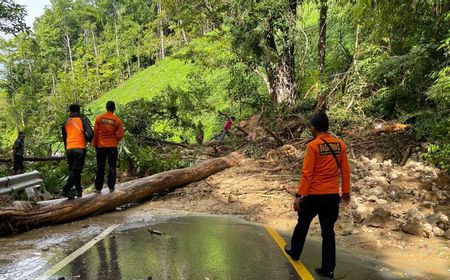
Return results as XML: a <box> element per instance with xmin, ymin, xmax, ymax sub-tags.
<box><xmin>230</xmin><ymin>0</ymin><xmax>299</xmax><ymax>105</ymax></box>
<box><xmin>0</xmin><ymin>0</ymin><xmax>27</xmax><ymax>35</ymax></box>
<box><xmin>315</xmin><ymin>0</ymin><xmax>328</xmax><ymax>112</ymax></box>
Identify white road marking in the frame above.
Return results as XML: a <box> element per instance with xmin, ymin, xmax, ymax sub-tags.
<box><xmin>36</xmin><ymin>224</ymin><xmax>119</xmax><ymax>280</ymax></box>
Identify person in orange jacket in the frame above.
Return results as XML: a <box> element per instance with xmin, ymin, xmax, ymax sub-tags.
<box><xmin>93</xmin><ymin>101</ymin><xmax>124</xmax><ymax>193</ymax></box>
<box><xmin>62</xmin><ymin>104</ymin><xmax>93</xmax><ymax>199</ymax></box>
<box><xmin>285</xmin><ymin>113</ymin><xmax>351</xmax><ymax>279</ymax></box>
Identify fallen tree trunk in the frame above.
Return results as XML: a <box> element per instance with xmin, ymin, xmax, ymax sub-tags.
<box><xmin>0</xmin><ymin>152</ymin><xmax>245</xmax><ymax>236</ymax></box>
<box><xmin>0</xmin><ymin>156</ymin><xmax>65</xmax><ymax>163</ymax></box>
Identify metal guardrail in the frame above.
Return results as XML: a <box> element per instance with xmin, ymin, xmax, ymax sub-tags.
<box><xmin>0</xmin><ymin>170</ymin><xmax>42</xmax><ymax>196</ymax></box>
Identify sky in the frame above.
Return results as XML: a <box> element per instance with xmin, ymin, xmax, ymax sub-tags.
<box><xmin>18</xmin><ymin>0</ymin><xmax>51</xmax><ymax>28</ymax></box>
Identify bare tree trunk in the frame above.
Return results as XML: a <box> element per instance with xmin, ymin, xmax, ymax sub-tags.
<box><xmin>315</xmin><ymin>0</ymin><xmax>328</xmax><ymax>113</ymax></box>
<box><xmin>127</xmin><ymin>58</ymin><xmax>132</xmax><ymax>78</ymax></box>
<box><xmin>179</xmin><ymin>20</ymin><xmax>189</xmax><ymax>45</ymax></box>
<box><xmin>114</xmin><ymin>21</ymin><xmax>124</xmax><ymax>83</ymax></box>
<box><xmin>157</xmin><ymin>2</ymin><xmax>165</xmax><ymax>60</ymax></box>
<box><xmin>318</xmin><ymin>0</ymin><xmax>327</xmax><ymax>75</ymax></box>
<box><xmin>63</xmin><ymin>33</ymin><xmax>75</xmax><ymax>80</ymax></box>
<box><xmin>0</xmin><ymin>153</ymin><xmax>245</xmax><ymax>236</ymax></box>
<box><xmin>51</xmin><ymin>74</ymin><xmax>57</xmax><ymax>95</ymax></box>
<box><xmin>91</xmin><ymin>29</ymin><xmax>101</xmax><ymax>88</ymax></box>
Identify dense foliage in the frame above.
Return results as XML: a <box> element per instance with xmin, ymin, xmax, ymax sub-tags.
<box><xmin>0</xmin><ymin>0</ymin><xmax>449</xmax><ymax>192</ymax></box>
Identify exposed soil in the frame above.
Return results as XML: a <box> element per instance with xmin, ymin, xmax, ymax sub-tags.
<box><xmin>144</xmin><ymin>147</ymin><xmax>450</xmax><ymax>279</ymax></box>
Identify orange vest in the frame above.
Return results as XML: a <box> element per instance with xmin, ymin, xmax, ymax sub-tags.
<box><xmin>297</xmin><ymin>134</ymin><xmax>351</xmax><ymax>196</ymax></box>
<box><xmin>93</xmin><ymin>112</ymin><xmax>124</xmax><ymax>148</ymax></box>
<box><xmin>64</xmin><ymin>117</ymin><xmax>86</xmax><ymax>150</ymax></box>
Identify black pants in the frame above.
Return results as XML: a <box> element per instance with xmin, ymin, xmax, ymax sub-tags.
<box><xmin>289</xmin><ymin>194</ymin><xmax>340</xmax><ymax>272</ymax></box>
<box><xmin>63</xmin><ymin>149</ymin><xmax>86</xmax><ymax>195</ymax></box>
<box><xmin>95</xmin><ymin>147</ymin><xmax>118</xmax><ymax>191</ymax></box>
<box><xmin>13</xmin><ymin>155</ymin><xmax>24</xmax><ymax>174</ymax></box>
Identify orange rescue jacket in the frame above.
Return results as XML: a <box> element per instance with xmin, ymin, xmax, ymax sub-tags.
<box><xmin>63</xmin><ymin>117</ymin><xmax>87</xmax><ymax>150</ymax></box>
<box><xmin>93</xmin><ymin>112</ymin><xmax>124</xmax><ymax>148</ymax></box>
<box><xmin>297</xmin><ymin>134</ymin><xmax>351</xmax><ymax>196</ymax></box>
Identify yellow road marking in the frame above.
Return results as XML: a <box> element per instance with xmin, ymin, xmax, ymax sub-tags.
<box><xmin>36</xmin><ymin>224</ymin><xmax>119</xmax><ymax>280</ymax></box>
<box><xmin>265</xmin><ymin>226</ymin><xmax>315</xmax><ymax>280</ymax></box>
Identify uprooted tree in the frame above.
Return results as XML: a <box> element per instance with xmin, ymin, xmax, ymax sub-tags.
<box><xmin>0</xmin><ymin>152</ymin><xmax>245</xmax><ymax>236</ymax></box>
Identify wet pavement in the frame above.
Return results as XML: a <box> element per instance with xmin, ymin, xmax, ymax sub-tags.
<box><xmin>0</xmin><ymin>214</ymin><xmax>421</xmax><ymax>280</ymax></box>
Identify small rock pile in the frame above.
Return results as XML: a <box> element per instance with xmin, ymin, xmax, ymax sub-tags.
<box><xmin>344</xmin><ymin>156</ymin><xmax>450</xmax><ymax>239</ymax></box>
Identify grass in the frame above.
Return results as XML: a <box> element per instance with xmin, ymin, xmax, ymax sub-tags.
<box><xmin>88</xmin><ymin>36</ymin><xmax>234</xmax><ymax>140</ymax></box>
<box><xmin>89</xmin><ymin>58</ymin><xmax>195</xmax><ymax>114</ymax></box>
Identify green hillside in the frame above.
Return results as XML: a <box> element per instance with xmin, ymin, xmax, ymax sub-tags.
<box><xmin>89</xmin><ymin>37</ymin><xmax>233</xmax><ymax>140</ymax></box>
<box><xmin>90</xmin><ymin>58</ymin><xmax>195</xmax><ymax>114</ymax></box>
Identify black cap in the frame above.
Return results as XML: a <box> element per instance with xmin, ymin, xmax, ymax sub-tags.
<box><xmin>309</xmin><ymin>113</ymin><xmax>329</xmax><ymax>132</ymax></box>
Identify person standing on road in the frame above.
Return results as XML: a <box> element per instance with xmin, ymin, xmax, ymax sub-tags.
<box><xmin>93</xmin><ymin>101</ymin><xmax>124</xmax><ymax>193</ymax></box>
<box><xmin>62</xmin><ymin>104</ymin><xmax>93</xmax><ymax>199</ymax></box>
<box><xmin>12</xmin><ymin>131</ymin><xmax>25</xmax><ymax>175</ymax></box>
<box><xmin>285</xmin><ymin>113</ymin><xmax>351</xmax><ymax>279</ymax></box>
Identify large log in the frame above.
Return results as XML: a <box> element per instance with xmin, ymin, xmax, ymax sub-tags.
<box><xmin>0</xmin><ymin>152</ymin><xmax>245</xmax><ymax>236</ymax></box>
<box><xmin>0</xmin><ymin>156</ymin><xmax>65</xmax><ymax>163</ymax></box>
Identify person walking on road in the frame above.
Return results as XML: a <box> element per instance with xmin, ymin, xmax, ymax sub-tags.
<box><xmin>285</xmin><ymin>113</ymin><xmax>351</xmax><ymax>279</ymax></box>
<box><xmin>93</xmin><ymin>101</ymin><xmax>124</xmax><ymax>193</ymax></box>
<box><xmin>12</xmin><ymin>131</ymin><xmax>25</xmax><ymax>175</ymax></box>
<box><xmin>62</xmin><ymin>104</ymin><xmax>93</xmax><ymax>199</ymax></box>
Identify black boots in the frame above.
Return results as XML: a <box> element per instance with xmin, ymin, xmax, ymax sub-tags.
<box><xmin>315</xmin><ymin>268</ymin><xmax>334</xmax><ymax>279</ymax></box>
<box><xmin>61</xmin><ymin>191</ymin><xmax>74</xmax><ymax>200</ymax></box>
<box><xmin>284</xmin><ymin>245</ymin><xmax>300</xmax><ymax>261</ymax></box>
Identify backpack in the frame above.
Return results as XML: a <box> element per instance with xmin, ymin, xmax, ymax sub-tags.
<box><xmin>81</xmin><ymin>115</ymin><xmax>94</xmax><ymax>143</ymax></box>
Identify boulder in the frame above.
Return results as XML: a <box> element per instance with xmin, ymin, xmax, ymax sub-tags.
<box><xmin>444</xmin><ymin>229</ymin><xmax>450</xmax><ymax>240</ymax></box>
<box><xmin>376</xmin><ymin>199</ymin><xmax>388</xmax><ymax>205</ymax></box>
<box><xmin>361</xmin><ymin>156</ymin><xmax>370</xmax><ymax>164</ymax></box>
<box><xmin>352</xmin><ymin>205</ymin><xmax>372</xmax><ymax>223</ymax></box>
<box><xmin>369</xmin><ymin>186</ymin><xmax>386</xmax><ymax>198</ymax></box>
<box><xmin>433</xmin><ymin>227</ymin><xmax>445</xmax><ymax>237</ymax></box>
<box><xmin>402</xmin><ymin>209</ymin><xmax>427</xmax><ymax>237</ymax></box>
<box><xmin>423</xmin><ymin>223</ymin><xmax>433</xmax><ymax>238</ymax></box>
<box><xmin>356</xmin><ymin>161</ymin><xmax>366</xmax><ymax>170</ymax></box>
<box><xmin>366</xmin><ymin>206</ymin><xmax>392</xmax><ymax>228</ymax></box>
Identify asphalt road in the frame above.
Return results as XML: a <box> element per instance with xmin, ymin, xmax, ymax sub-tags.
<box><xmin>13</xmin><ymin>215</ymin><xmax>410</xmax><ymax>280</ymax></box>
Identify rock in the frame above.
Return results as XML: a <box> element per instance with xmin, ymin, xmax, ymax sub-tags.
<box><xmin>433</xmin><ymin>227</ymin><xmax>445</xmax><ymax>237</ymax></box>
<box><xmin>383</xmin><ymin>159</ymin><xmax>393</xmax><ymax>169</ymax></box>
<box><xmin>353</xmin><ymin>205</ymin><xmax>372</xmax><ymax>223</ymax></box>
<box><xmin>368</xmin><ymin>186</ymin><xmax>386</xmax><ymax>199</ymax></box>
<box><xmin>373</xmin><ymin>176</ymin><xmax>390</xmax><ymax>187</ymax></box>
<box><xmin>376</xmin><ymin>199</ymin><xmax>388</xmax><ymax>205</ymax></box>
<box><xmin>372</xmin><ymin>206</ymin><xmax>391</xmax><ymax>218</ymax></box>
<box><xmin>389</xmin><ymin>171</ymin><xmax>399</xmax><ymax>180</ymax></box>
<box><xmin>369</xmin><ymin>161</ymin><xmax>381</xmax><ymax>171</ymax></box>
<box><xmin>388</xmin><ymin>191</ymin><xmax>400</xmax><ymax>201</ymax></box>
<box><xmin>356</xmin><ymin>161</ymin><xmax>366</xmax><ymax>170</ymax></box>
<box><xmin>444</xmin><ymin>229</ymin><xmax>450</xmax><ymax>240</ymax></box>
<box><xmin>427</xmin><ymin>212</ymin><xmax>449</xmax><ymax>227</ymax></box>
<box><xmin>361</xmin><ymin>156</ymin><xmax>370</xmax><ymax>164</ymax></box>
<box><xmin>423</xmin><ymin>223</ymin><xmax>433</xmax><ymax>238</ymax></box>
<box><xmin>41</xmin><ymin>247</ymin><xmax>50</xmax><ymax>252</ymax></box>
<box><xmin>366</xmin><ymin>206</ymin><xmax>391</xmax><ymax>228</ymax></box>
<box><xmin>367</xmin><ymin>195</ymin><xmax>378</xmax><ymax>202</ymax></box>
<box><xmin>402</xmin><ymin>209</ymin><xmax>426</xmax><ymax>237</ymax></box>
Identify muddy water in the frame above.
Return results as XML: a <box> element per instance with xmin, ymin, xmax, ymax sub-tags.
<box><xmin>0</xmin><ymin>205</ymin><xmax>448</xmax><ymax>280</ymax></box>
<box><xmin>0</xmin><ymin>208</ymin><xmax>185</xmax><ymax>280</ymax></box>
